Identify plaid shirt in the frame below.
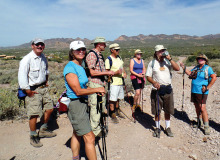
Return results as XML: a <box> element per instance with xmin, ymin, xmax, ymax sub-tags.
<box><xmin>86</xmin><ymin>50</ymin><xmax>106</xmax><ymax>86</ymax></box>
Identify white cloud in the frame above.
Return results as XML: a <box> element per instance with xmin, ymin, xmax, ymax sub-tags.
<box><xmin>0</xmin><ymin>0</ymin><xmax>219</xmax><ymax>47</ymax></box>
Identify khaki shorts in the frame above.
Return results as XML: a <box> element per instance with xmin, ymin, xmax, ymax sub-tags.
<box><xmin>26</xmin><ymin>87</ymin><xmax>53</xmax><ymax>119</ymax></box>
<box><xmin>150</xmin><ymin>89</ymin><xmax>174</xmax><ymax>115</ymax></box>
<box><xmin>191</xmin><ymin>93</ymin><xmax>208</xmax><ymax>104</ymax></box>
<box><xmin>68</xmin><ymin>98</ymin><xmax>91</xmax><ymax>136</ymax></box>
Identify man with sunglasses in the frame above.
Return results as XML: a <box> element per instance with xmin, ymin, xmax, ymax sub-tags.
<box><xmin>105</xmin><ymin>43</ymin><xmax>127</xmax><ymax>123</ymax></box>
<box><xmin>86</xmin><ymin>37</ymin><xmax>114</xmax><ymax>137</ymax></box>
<box><xmin>18</xmin><ymin>38</ymin><xmax>56</xmax><ymax>147</ymax></box>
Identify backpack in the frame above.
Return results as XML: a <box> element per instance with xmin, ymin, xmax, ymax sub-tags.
<box><xmin>17</xmin><ymin>87</ymin><xmax>27</xmax><ymax>108</ymax></box>
<box><xmin>82</xmin><ymin>50</ymin><xmax>104</xmax><ymax>76</ymax></box>
<box><xmin>191</xmin><ymin>65</ymin><xmax>211</xmax><ymax>83</ymax></box>
<box><xmin>107</xmin><ymin>55</ymin><xmax>122</xmax><ymax>69</ymax></box>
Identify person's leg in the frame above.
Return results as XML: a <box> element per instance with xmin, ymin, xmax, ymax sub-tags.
<box><xmin>134</xmin><ymin>89</ymin><xmax>141</xmax><ymax>106</ymax></box>
<box><xmin>83</xmin><ymin>131</ymin><xmax>97</xmax><ymax>160</ymax></box>
<box><xmin>71</xmin><ymin>131</ymin><xmax>81</xmax><ymax>159</ymax></box>
<box><xmin>29</xmin><ymin>115</ymin><xmax>38</xmax><ymax>134</ymax></box>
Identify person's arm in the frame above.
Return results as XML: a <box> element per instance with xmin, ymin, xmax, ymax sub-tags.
<box><xmin>142</xmin><ymin>60</ymin><xmax>146</xmax><ymax>75</ymax></box>
<box><xmin>179</xmin><ymin>62</ymin><xmax>191</xmax><ymax>75</ymax></box>
<box><xmin>146</xmin><ymin>76</ymin><xmax>160</xmax><ymax>90</ymax></box>
<box><xmin>122</xmin><ymin>67</ymin><xmax>127</xmax><ymax>78</ymax></box>
<box><xmin>166</xmin><ymin>54</ymin><xmax>180</xmax><ymax>71</ymax></box>
<box><xmin>202</xmin><ymin>73</ymin><xmax>217</xmax><ymax>93</ymax></box>
<box><xmin>66</xmin><ymin>73</ymin><xmax>105</xmax><ymax>96</ymax></box>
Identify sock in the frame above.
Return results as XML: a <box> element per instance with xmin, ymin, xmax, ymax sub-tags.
<box><xmin>204</xmin><ymin>121</ymin><xmax>209</xmax><ymax>127</ymax></box>
<box><xmin>155</xmin><ymin>121</ymin><xmax>160</xmax><ymax>128</ymax></box>
<box><xmin>73</xmin><ymin>155</ymin><xmax>80</xmax><ymax>160</ymax></box>
<box><xmin>30</xmin><ymin>131</ymin><xmax>37</xmax><ymax>136</ymax></box>
<box><xmin>165</xmin><ymin>120</ymin><xmax>170</xmax><ymax>129</ymax></box>
<box><xmin>40</xmin><ymin>123</ymin><xmax>48</xmax><ymax>129</ymax></box>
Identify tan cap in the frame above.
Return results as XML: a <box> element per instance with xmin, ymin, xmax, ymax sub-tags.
<box><xmin>155</xmin><ymin>45</ymin><xmax>167</xmax><ymax>52</ymax></box>
<box><xmin>196</xmin><ymin>54</ymin><xmax>208</xmax><ymax>62</ymax></box>
<box><xmin>92</xmin><ymin>37</ymin><xmax>106</xmax><ymax>44</ymax></box>
<box><xmin>109</xmin><ymin>43</ymin><xmax>120</xmax><ymax>50</ymax></box>
<box><xmin>135</xmin><ymin>49</ymin><xmax>143</xmax><ymax>54</ymax></box>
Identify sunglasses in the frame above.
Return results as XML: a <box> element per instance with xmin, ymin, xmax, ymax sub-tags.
<box><xmin>115</xmin><ymin>49</ymin><xmax>120</xmax><ymax>52</ymax></box>
<box><xmin>136</xmin><ymin>53</ymin><xmax>142</xmax><ymax>55</ymax></box>
<box><xmin>76</xmin><ymin>48</ymin><xmax>86</xmax><ymax>52</ymax></box>
<box><xmin>35</xmin><ymin>42</ymin><xmax>45</xmax><ymax>46</ymax></box>
<box><xmin>198</xmin><ymin>58</ymin><xmax>206</xmax><ymax>61</ymax></box>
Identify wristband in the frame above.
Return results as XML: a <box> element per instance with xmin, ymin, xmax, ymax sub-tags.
<box><xmin>169</xmin><ymin>58</ymin><xmax>172</xmax><ymax>61</ymax></box>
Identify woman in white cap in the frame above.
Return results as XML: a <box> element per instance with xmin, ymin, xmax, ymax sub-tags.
<box><xmin>129</xmin><ymin>49</ymin><xmax>146</xmax><ymax>112</ymax></box>
<box><xmin>180</xmin><ymin>54</ymin><xmax>216</xmax><ymax>135</ymax></box>
<box><xmin>63</xmin><ymin>41</ymin><xmax>105</xmax><ymax>160</ymax></box>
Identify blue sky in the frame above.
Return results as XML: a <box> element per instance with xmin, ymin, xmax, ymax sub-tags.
<box><xmin>0</xmin><ymin>0</ymin><xmax>219</xmax><ymax>47</ymax></box>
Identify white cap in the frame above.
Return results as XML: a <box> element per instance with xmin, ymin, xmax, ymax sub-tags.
<box><xmin>155</xmin><ymin>45</ymin><xmax>167</xmax><ymax>52</ymax></box>
<box><xmin>32</xmin><ymin>38</ymin><xmax>45</xmax><ymax>44</ymax></box>
<box><xmin>70</xmin><ymin>41</ymin><xmax>86</xmax><ymax>50</ymax></box>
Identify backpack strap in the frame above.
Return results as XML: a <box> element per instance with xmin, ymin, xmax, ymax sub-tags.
<box><xmin>107</xmin><ymin>56</ymin><xmax>113</xmax><ymax>69</ymax></box>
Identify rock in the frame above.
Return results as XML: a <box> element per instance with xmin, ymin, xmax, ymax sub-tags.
<box><xmin>189</xmin><ymin>154</ymin><xmax>198</xmax><ymax>160</ymax></box>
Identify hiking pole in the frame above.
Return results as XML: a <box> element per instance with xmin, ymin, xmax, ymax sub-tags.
<box><xmin>124</xmin><ymin>83</ymin><xmax>136</xmax><ymax>123</ymax></box>
<box><xmin>106</xmin><ymin>76</ymin><xmax>111</xmax><ymax>134</ymax></box>
<box><xmin>182</xmin><ymin>66</ymin><xmax>186</xmax><ymax>114</ymax></box>
<box><xmin>141</xmin><ymin>77</ymin><xmax>144</xmax><ymax>112</ymax></box>
<box><xmin>156</xmin><ymin>91</ymin><xmax>160</xmax><ymax>138</ymax></box>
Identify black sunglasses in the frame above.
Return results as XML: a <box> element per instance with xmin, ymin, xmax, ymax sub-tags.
<box><xmin>115</xmin><ymin>49</ymin><xmax>120</xmax><ymax>52</ymax></box>
<box><xmin>35</xmin><ymin>42</ymin><xmax>45</xmax><ymax>46</ymax></box>
<box><xmin>76</xmin><ymin>48</ymin><xmax>86</xmax><ymax>52</ymax></box>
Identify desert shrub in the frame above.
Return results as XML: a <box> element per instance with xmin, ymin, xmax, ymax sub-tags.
<box><xmin>0</xmin><ymin>88</ymin><xmax>21</xmax><ymax>120</ymax></box>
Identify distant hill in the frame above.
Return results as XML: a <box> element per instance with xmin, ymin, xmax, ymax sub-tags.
<box><xmin>1</xmin><ymin>34</ymin><xmax>220</xmax><ymax>49</ymax></box>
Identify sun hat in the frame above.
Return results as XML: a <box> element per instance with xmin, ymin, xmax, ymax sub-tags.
<box><xmin>135</xmin><ymin>49</ymin><xmax>143</xmax><ymax>55</ymax></box>
<box><xmin>196</xmin><ymin>54</ymin><xmax>208</xmax><ymax>62</ymax></box>
<box><xmin>155</xmin><ymin>45</ymin><xmax>167</xmax><ymax>52</ymax></box>
<box><xmin>109</xmin><ymin>43</ymin><xmax>120</xmax><ymax>50</ymax></box>
<box><xmin>70</xmin><ymin>41</ymin><xmax>86</xmax><ymax>50</ymax></box>
<box><xmin>92</xmin><ymin>37</ymin><xmax>106</xmax><ymax>44</ymax></box>
<box><xmin>32</xmin><ymin>38</ymin><xmax>45</xmax><ymax>44</ymax></box>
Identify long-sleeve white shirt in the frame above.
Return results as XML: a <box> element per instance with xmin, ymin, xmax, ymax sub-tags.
<box><xmin>18</xmin><ymin>50</ymin><xmax>49</xmax><ymax>90</ymax></box>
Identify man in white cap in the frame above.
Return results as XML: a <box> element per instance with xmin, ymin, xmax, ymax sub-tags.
<box><xmin>105</xmin><ymin>43</ymin><xmax>127</xmax><ymax>123</ymax></box>
<box><xmin>146</xmin><ymin>45</ymin><xmax>179</xmax><ymax>138</ymax></box>
<box><xmin>86</xmin><ymin>37</ymin><xmax>114</xmax><ymax>137</ymax></box>
<box><xmin>18</xmin><ymin>38</ymin><xmax>56</xmax><ymax>147</ymax></box>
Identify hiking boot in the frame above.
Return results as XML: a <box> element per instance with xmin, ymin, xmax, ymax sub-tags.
<box><xmin>153</xmin><ymin>128</ymin><xmax>160</xmax><ymax>138</ymax></box>
<box><xmin>136</xmin><ymin>105</ymin><xmax>142</xmax><ymax>112</ymax></box>
<box><xmin>30</xmin><ymin>135</ymin><xmax>43</xmax><ymax>148</ymax></box>
<box><xmin>165</xmin><ymin>127</ymin><xmax>174</xmax><ymax>137</ymax></box>
<box><xmin>111</xmin><ymin>113</ymin><xmax>119</xmax><ymax>124</ymax></box>
<box><xmin>39</xmin><ymin>128</ymin><xmax>57</xmax><ymax>138</ymax></box>
<box><xmin>204</xmin><ymin>126</ymin><xmax>210</xmax><ymax>135</ymax></box>
<box><xmin>116</xmin><ymin>109</ymin><xmax>125</xmax><ymax>119</ymax></box>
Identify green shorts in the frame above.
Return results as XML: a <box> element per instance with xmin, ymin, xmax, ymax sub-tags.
<box><xmin>67</xmin><ymin>98</ymin><xmax>91</xmax><ymax>136</ymax></box>
<box><xmin>150</xmin><ymin>89</ymin><xmax>174</xmax><ymax>115</ymax></box>
<box><xmin>26</xmin><ymin>87</ymin><xmax>53</xmax><ymax>119</ymax></box>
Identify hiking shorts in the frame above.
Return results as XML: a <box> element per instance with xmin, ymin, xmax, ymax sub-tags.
<box><xmin>191</xmin><ymin>93</ymin><xmax>208</xmax><ymax>104</ymax></box>
<box><xmin>26</xmin><ymin>87</ymin><xmax>53</xmax><ymax>119</ymax></box>
<box><xmin>68</xmin><ymin>98</ymin><xmax>91</xmax><ymax>136</ymax></box>
<box><xmin>131</xmin><ymin>78</ymin><xmax>144</xmax><ymax>90</ymax></box>
<box><xmin>110</xmin><ymin>85</ymin><xmax>124</xmax><ymax>102</ymax></box>
<box><xmin>150</xmin><ymin>89</ymin><xmax>174</xmax><ymax>115</ymax></box>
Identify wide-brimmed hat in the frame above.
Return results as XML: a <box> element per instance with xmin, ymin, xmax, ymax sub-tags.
<box><xmin>70</xmin><ymin>41</ymin><xmax>86</xmax><ymax>50</ymax></box>
<box><xmin>32</xmin><ymin>38</ymin><xmax>45</xmax><ymax>44</ymax></box>
<box><xmin>155</xmin><ymin>45</ymin><xmax>167</xmax><ymax>52</ymax></box>
<box><xmin>109</xmin><ymin>43</ymin><xmax>120</xmax><ymax>50</ymax></box>
<box><xmin>196</xmin><ymin>54</ymin><xmax>208</xmax><ymax>62</ymax></box>
<box><xmin>135</xmin><ymin>49</ymin><xmax>143</xmax><ymax>55</ymax></box>
<box><xmin>92</xmin><ymin>37</ymin><xmax>106</xmax><ymax>44</ymax></box>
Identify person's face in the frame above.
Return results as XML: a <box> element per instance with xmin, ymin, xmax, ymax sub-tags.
<box><xmin>112</xmin><ymin>48</ymin><xmax>120</xmax><ymax>56</ymax></box>
<box><xmin>98</xmin><ymin>43</ymin><xmax>106</xmax><ymax>51</ymax></box>
<box><xmin>73</xmin><ymin>48</ymin><xmax>86</xmax><ymax>60</ymax></box>
<box><xmin>197</xmin><ymin>58</ymin><xmax>206</xmax><ymax>65</ymax></box>
<box><xmin>135</xmin><ymin>53</ymin><xmax>142</xmax><ymax>59</ymax></box>
<box><xmin>31</xmin><ymin>42</ymin><xmax>45</xmax><ymax>55</ymax></box>
<box><xmin>156</xmin><ymin>49</ymin><xmax>166</xmax><ymax>59</ymax></box>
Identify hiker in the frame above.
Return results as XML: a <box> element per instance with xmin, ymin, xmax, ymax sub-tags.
<box><xmin>18</xmin><ymin>38</ymin><xmax>56</xmax><ymax>147</ymax></box>
<box><xmin>146</xmin><ymin>45</ymin><xmax>180</xmax><ymax>137</ymax></box>
<box><xmin>180</xmin><ymin>54</ymin><xmax>216</xmax><ymax>135</ymax></box>
<box><xmin>64</xmin><ymin>41</ymin><xmax>105</xmax><ymax>160</ymax></box>
<box><xmin>86</xmin><ymin>37</ymin><xmax>114</xmax><ymax>137</ymax></box>
<box><xmin>105</xmin><ymin>43</ymin><xmax>127</xmax><ymax>123</ymax></box>
<box><xmin>129</xmin><ymin>49</ymin><xmax>146</xmax><ymax>112</ymax></box>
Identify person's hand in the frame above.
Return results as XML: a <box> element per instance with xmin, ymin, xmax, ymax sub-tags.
<box><xmin>153</xmin><ymin>82</ymin><xmax>160</xmax><ymax>90</ymax></box>
<box><xmin>166</xmin><ymin>54</ymin><xmax>172</xmax><ymax>61</ymax></box>
<box><xmin>202</xmin><ymin>85</ymin><xmax>208</xmax><ymax>93</ymax></box>
<box><xmin>123</xmin><ymin>72</ymin><xmax>127</xmax><ymax>78</ymax></box>
<box><xmin>137</xmin><ymin>74</ymin><xmax>144</xmax><ymax>78</ymax></box>
<box><xmin>97</xmin><ymin>87</ymin><xmax>106</xmax><ymax>96</ymax></box>
<box><xmin>118</xmin><ymin>68</ymin><xmax>123</xmax><ymax>74</ymax></box>
<box><xmin>179</xmin><ymin>62</ymin><xmax>184</xmax><ymax>69</ymax></box>
<box><xmin>26</xmin><ymin>89</ymin><xmax>38</xmax><ymax>97</ymax></box>
<box><xmin>108</xmin><ymin>71</ymin><xmax>114</xmax><ymax>76</ymax></box>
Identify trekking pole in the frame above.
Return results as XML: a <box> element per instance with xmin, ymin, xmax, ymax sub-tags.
<box><xmin>156</xmin><ymin>91</ymin><xmax>160</xmax><ymax>138</ymax></box>
<box><xmin>182</xmin><ymin>66</ymin><xmax>186</xmax><ymax>114</ymax></box>
<box><xmin>106</xmin><ymin>76</ymin><xmax>111</xmax><ymax>134</ymax></box>
<box><xmin>141</xmin><ymin>77</ymin><xmax>144</xmax><ymax>112</ymax></box>
<box><xmin>124</xmin><ymin>83</ymin><xmax>136</xmax><ymax>123</ymax></box>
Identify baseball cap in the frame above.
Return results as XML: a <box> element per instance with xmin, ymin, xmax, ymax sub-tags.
<box><xmin>155</xmin><ymin>45</ymin><xmax>167</xmax><ymax>52</ymax></box>
<box><xmin>32</xmin><ymin>38</ymin><xmax>45</xmax><ymax>44</ymax></box>
<box><xmin>70</xmin><ymin>41</ymin><xmax>86</xmax><ymax>50</ymax></box>
<box><xmin>109</xmin><ymin>43</ymin><xmax>120</xmax><ymax>50</ymax></box>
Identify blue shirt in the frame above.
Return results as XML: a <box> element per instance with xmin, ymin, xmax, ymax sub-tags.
<box><xmin>191</xmin><ymin>64</ymin><xmax>214</xmax><ymax>94</ymax></box>
<box><xmin>133</xmin><ymin>59</ymin><xmax>143</xmax><ymax>74</ymax></box>
<box><xmin>63</xmin><ymin>61</ymin><xmax>88</xmax><ymax>99</ymax></box>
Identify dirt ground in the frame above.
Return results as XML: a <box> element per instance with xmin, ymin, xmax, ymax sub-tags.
<box><xmin>0</xmin><ymin>58</ymin><xmax>220</xmax><ymax>160</ymax></box>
